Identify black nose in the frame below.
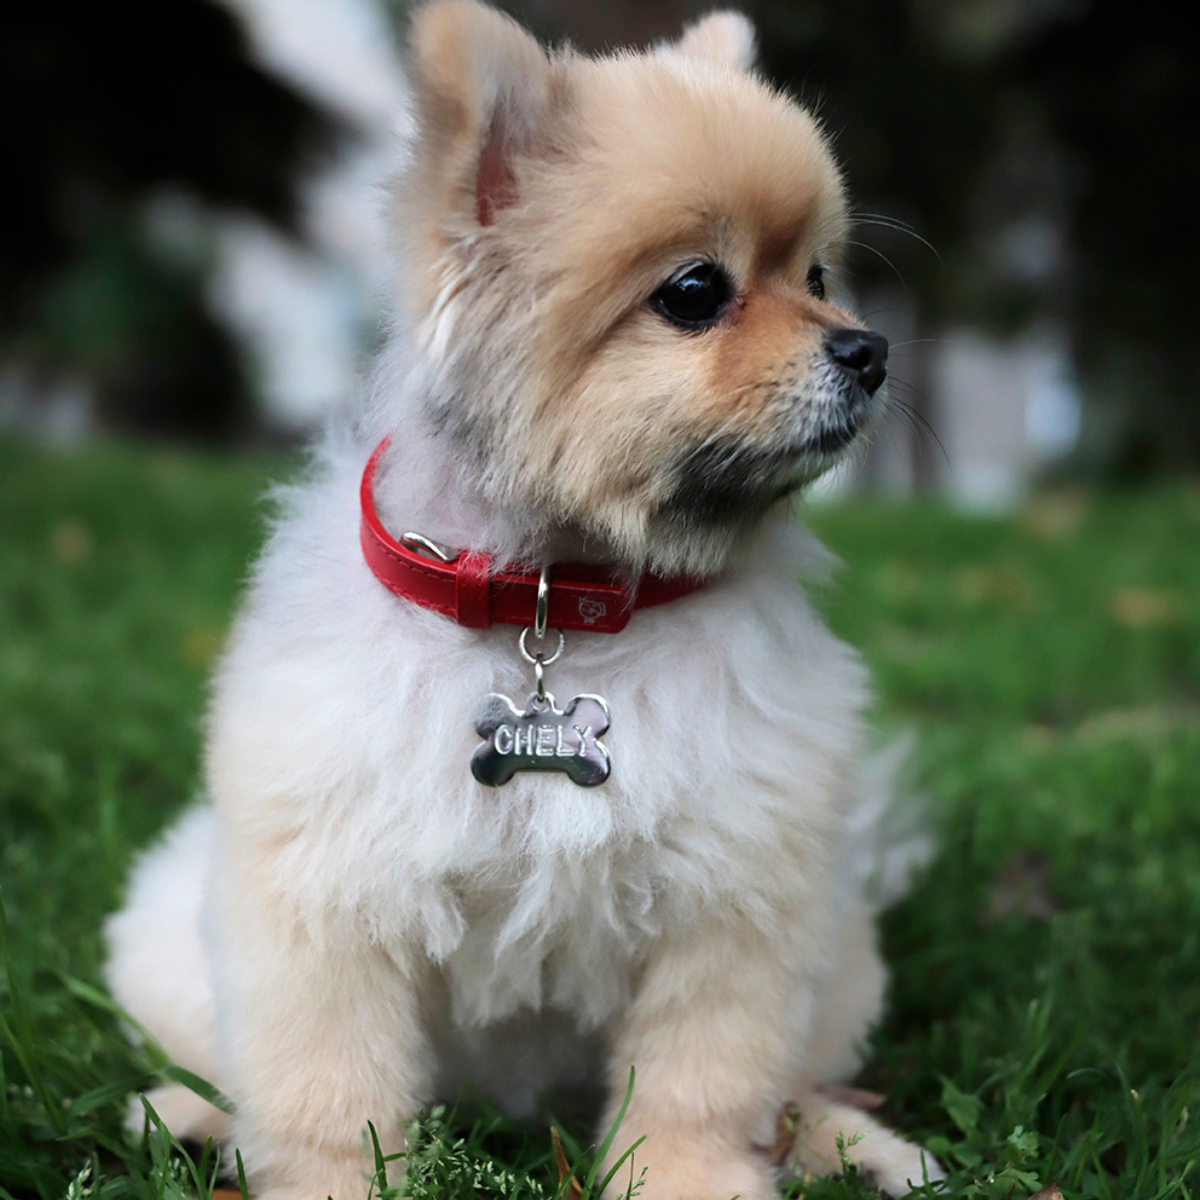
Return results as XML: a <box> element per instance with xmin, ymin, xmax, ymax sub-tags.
<box><xmin>825</xmin><ymin>328</ymin><xmax>888</xmax><ymax>396</ymax></box>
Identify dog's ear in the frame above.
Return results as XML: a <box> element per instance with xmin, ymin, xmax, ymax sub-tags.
<box><xmin>673</xmin><ymin>11</ymin><xmax>757</xmax><ymax>70</ymax></box>
<box><xmin>408</xmin><ymin>0</ymin><xmax>554</xmax><ymax>228</ymax></box>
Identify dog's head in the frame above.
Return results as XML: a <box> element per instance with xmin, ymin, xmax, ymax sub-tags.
<box><xmin>392</xmin><ymin>0</ymin><xmax>886</xmax><ymax>575</ymax></box>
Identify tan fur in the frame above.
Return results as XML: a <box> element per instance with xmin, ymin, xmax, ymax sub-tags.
<box><xmin>391</xmin><ymin>4</ymin><xmax>864</xmax><ymax>575</ymax></box>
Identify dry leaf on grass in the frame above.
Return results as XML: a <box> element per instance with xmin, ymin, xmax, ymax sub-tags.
<box><xmin>1078</xmin><ymin>703</ymin><xmax>1200</xmax><ymax>744</ymax></box>
<box><xmin>985</xmin><ymin>851</ymin><xmax>1060</xmax><ymax>925</ymax></box>
<box><xmin>1023</xmin><ymin>490</ymin><xmax>1091</xmax><ymax>540</ymax></box>
<box><xmin>771</xmin><ymin>1102</ymin><xmax>802</xmax><ymax>1168</ymax></box>
<box><xmin>181</xmin><ymin>626</ymin><xmax>225</xmax><ymax>668</ymax></box>
<box><xmin>815</xmin><ymin>1082</ymin><xmax>887</xmax><ymax>1112</ymax></box>
<box><xmin>551</xmin><ymin>1125</ymin><xmax>584</xmax><ymax>1200</ymax></box>
<box><xmin>954</xmin><ymin>565</ymin><xmax>1037</xmax><ymax>610</ymax></box>
<box><xmin>50</xmin><ymin>519</ymin><xmax>93</xmax><ymax>564</ymax></box>
<box><xmin>1110</xmin><ymin>587</ymin><xmax>1185</xmax><ymax>629</ymax></box>
<box><xmin>770</xmin><ymin>1089</ymin><xmax>888</xmax><ymax>1170</ymax></box>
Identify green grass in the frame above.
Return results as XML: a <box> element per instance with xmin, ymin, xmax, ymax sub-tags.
<box><xmin>2</xmin><ymin>434</ymin><xmax>1199</xmax><ymax>1199</ymax></box>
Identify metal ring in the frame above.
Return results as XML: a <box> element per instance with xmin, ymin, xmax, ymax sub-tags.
<box><xmin>535</xmin><ymin>564</ymin><xmax>552</xmax><ymax>640</ymax></box>
<box><xmin>533</xmin><ymin>655</ymin><xmax>546</xmax><ymax>703</ymax></box>
<box><xmin>519</xmin><ymin>626</ymin><xmax>564</xmax><ymax>666</ymax></box>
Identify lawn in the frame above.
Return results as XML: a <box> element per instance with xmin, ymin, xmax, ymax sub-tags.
<box><xmin>2</xmin><ymin>434</ymin><xmax>1199</xmax><ymax>1200</ymax></box>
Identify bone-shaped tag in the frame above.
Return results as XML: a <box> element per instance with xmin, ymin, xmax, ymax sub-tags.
<box><xmin>471</xmin><ymin>692</ymin><xmax>611</xmax><ymax>787</ymax></box>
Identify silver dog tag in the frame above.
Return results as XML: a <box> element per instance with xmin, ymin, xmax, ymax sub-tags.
<box><xmin>471</xmin><ymin>691</ymin><xmax>611</xmax><ymax>787</ymax></box>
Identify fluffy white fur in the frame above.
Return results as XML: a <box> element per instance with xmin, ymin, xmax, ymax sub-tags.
<box><xmin>105</xmin><ymin>6</ymin><xmax>943</xmax><ymax>1198</ymax></box>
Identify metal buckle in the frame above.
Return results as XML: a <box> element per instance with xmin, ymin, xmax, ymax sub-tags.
<box><xmin>400</xmin><ymin>531</ymin><xmax>461</xmax><ymax>564</ymax></box>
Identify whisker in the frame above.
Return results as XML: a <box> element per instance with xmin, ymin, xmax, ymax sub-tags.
<box><xmin>859</xmin><ymin>308</ymin><xmax>916</xmax><ymax>321</ymax></box>
<box><xmin>885</xmin><ymin>387</ymin><xmax>952</xmax><ymax>469</ymax></box>
<box><xmin>886</xmin><ymin>378</ymin><xmax>936</xmax><ymax>412</ymax></box>
<box><xmin>845</xmin><ymin>239</ymin><xmax>906</xmax><ymax>288</ymax></box>
<box><xmin>851</xmin><ymin>213</ymin><xmax>943</xmax><ymax>262</ymax></box>
<box><xmin>855</xmin><ymin>210</ymin><xmax>920</xmax><ymax>233</ymax></box>
<box><xmin>832</xmin><ymin>431</ymin><xmax>874</xmax><ymax>490</ymax></box>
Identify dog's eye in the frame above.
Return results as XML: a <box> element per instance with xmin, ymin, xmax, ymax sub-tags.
<box><xmin>652</xmin><ymin>263</ymin><xmax>733</xmax><ymax>331</ymax></box>
<box><xmin>806</xmin><ymin>264</ymin><xmax>826</xmax><ymax>301</ymax></box>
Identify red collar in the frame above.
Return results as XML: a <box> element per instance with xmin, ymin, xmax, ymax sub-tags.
<box><xmin>359</xmin><ymin>436</ymin><xmax>706</xmax><ymax>633</ymax></box>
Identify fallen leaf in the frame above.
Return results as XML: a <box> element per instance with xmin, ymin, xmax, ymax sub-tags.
<box><xmin>50</xmin><ymin>519</ymin><xmax>93</xmax><ymax>564</ymax></box>
<box><xmin>182</xmin><ymin>627</ymin><xmax>225</xmax><ymax>668</ymax></box>
<box><xmin>1077</xmin><ymin>704</ymin><xmax>1200</xmax><ymax>744</ymax></box>
<box><xmin>1110</xmin><ymin>587</ymin><xmax>1185</xmax><ymax>629</ymax></box>
<box><xmin>1023</xmin><ymin>490</ymin><xmax>1090</xmax><ymax>540</ymax></box>
<box><xmin>954</xmin><ymin>565</ymin><xmax>1036</xmax><ymax>609</ymax></box>
<box><xmin>1020</xmin><ymin>723</ymin><xmax>1060</xmax><ymax>752</ymax></box>
<box><xmin>815</xmin><ymin>1082</ymin><xmax>886</xmax><ymax>1112</ymax></box>
<box><xmin>985</xmin><ymin>851</ymin><xmax>1059</xmax><ymax>925</ymax></box>
<box><xmin>771</xmin><ymin>1102</ymin><xmax>801</xmax><ymax>1168</ymax></box>
<box><xmin>876</xmin><ymin>561</ymin><xmax>921</xmax><ymax>600</ymax></box>
<box><xmin>211</xmin><ymin>1191</ymin><xmax>243</xmax><ymax>1200</ymax></box>
<box><xmin>880</xmin><ymin>627</ymin><xmax>938</xmax><ymax>665</ymax></box>
<box><xmin>550</xmin><ymin>1126</ymin><xmax>583</xmax><ymax>1200</ymax></box>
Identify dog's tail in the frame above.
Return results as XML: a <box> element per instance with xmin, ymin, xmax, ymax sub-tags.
<box><xmin>801</xmin><ymin>736</ymin><xmax>937</xmax><ymax>1085</ymax></box>
<box><xmin>104</xmin><ymin>803</ymin><xmax>228</xmax><ymax>1141</ymax></box>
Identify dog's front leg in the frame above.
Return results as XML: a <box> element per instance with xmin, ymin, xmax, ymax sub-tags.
<box><xmin>600</xmin><ymin>910</ymin><xmax>817</xmax><ymax>1200</ymax></box>
<box><xmin>214</xmin><ymin>872</ymin><xmax>431</xmax><ymax>1200</ymax></box>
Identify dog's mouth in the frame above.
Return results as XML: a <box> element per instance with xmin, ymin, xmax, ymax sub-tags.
<box><xmin>795</xmin><ymin>415</ymin><xmax>862</xmax><ymax>459</ymax></box>
<box><xmin>658</xmin><ymin>410</ymin><xmax>867</xmax><ymax>528</ymax></box>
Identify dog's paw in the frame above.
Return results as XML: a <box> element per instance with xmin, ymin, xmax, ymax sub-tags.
<box><xmin>609</xmin><ymin>1135</ymin><xmax>776</xmax><ymax>1200</ymax></box>
<box><xmin>782</xmin><ymin>1092</ymin><xmax>945</xmax><ymax>1198</ymax></box>
<box><xmin>835</xmin><ymin>1134</ymin><xmax>944</xmax><ymax>1197</ymax></box>
<box><xmin>125</xmin><ymin>1084</ymin><xmax>228</xmax><ymax>1142</ymax></box>
<box><xmin>254</xmin><ymin>1166</ymin><xmax>374</xmax><ymax>1200</ymax></box>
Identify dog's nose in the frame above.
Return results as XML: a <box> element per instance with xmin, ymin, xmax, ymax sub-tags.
<box><xmin>825</xmin><ymin>328</ymin><xmax>888</xmax><ymax>396</ymax></box>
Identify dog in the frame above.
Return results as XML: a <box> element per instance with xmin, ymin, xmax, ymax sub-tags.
<box><xmin>105</xmin><ymin>4</ymin><xmax>943</xmax><ymax>1197</ymax></box>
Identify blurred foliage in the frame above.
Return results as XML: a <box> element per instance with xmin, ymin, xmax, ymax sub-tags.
<box><xmin>758</xmin><ymin>0</ymin><xmax>1199</xmax><ymax>477</ymax></box>
<box><xmin>0</xmin><ymin>0</ymin><xmax>345</xmax><ymax>440</ymax></box>
<box><xmin>4</xmin><ymin>0</ymin><xmax>1197</xmax><ymax>471</ymax></box>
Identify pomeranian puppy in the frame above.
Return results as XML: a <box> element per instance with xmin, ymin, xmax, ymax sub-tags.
<box><xmin>105</xmin><ymin>4</ymin><xmax>943</xmax><ymax>1198</ymax></box>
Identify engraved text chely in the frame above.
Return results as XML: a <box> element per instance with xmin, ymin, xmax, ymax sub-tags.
<box><xmin>493</xmin><ymin>718</ymin><xmax>588</xmax><ymax>758</ymax></box>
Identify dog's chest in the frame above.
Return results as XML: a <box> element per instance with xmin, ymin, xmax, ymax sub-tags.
<box><xmin>439</xmin><ymin>838</ymin><xmax>663</xmax><ymax>1027</ymax></box>
<box><xmin>219</xmin><ymin>513</ymin><xmax>867</xmax><ymax>1029</ymax></box>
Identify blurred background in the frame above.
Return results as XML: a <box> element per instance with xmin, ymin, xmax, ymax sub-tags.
<box><xmin>2</xmin><ymin>0</ymin><xmax>1196</xmax><ymax>504</ymax></box>
<box><xmin>4</xmin><ymin>11</ymin><xmax>1199</xmax><ymax>1195</ymax></box>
